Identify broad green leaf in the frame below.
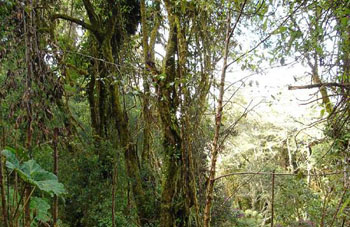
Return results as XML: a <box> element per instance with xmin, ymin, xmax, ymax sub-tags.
<box><xmin>36</xmin><ymin>180</ymin><xmax>66</xmax><ymax>196</ymax></box>
<box><xmin>30</xmin><ymin>197</ymin><xmax>51</xmax><ymax>222</ymax></box>
<box><xmin>1</xmin><ymin>149</ymin><xmax>20</xmax><ymax>170</ymax></box>
<box><xmin>21</xmin><ymin>160</ymin><xmax>65</xmax><ymax>196</ymax></box>
<box><xmin>21</xmin><ymin>160</ymin><xmax>42</xmax><ymax>178</ymax></box>
<box><xmin>31</xmin><ymin>170</ymin><xmax>58</xmax><ymax>182</ymax></box>
<box><xmin>1</xmin><ymin>149</ymin><xmax>66</xmax><ymax>196</ymax></box>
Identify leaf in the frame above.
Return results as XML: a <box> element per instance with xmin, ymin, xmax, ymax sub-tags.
<box><xmin>21</xmin><ymin>160</ymin><xmax>42</xmax><ymax>177</ymax></box>
<box><xmin>21</xmin><ymin>160</ymin><xmax>65</xmax><ymax>196</ymax></box>
<box><xmin>262</xmin><ymin>19</ymin><xmax>268</xmax><ymax>32</ymax></box>
<box><xmin>273</xmin><ymin>26</ymin><xmax>287</xmax><ymax>35</ymax></box>
<box><xmin>1</xmin><ymin>149</ymin><xmax>66</xmax><ymax>196</ymax></box>
<box><xmin>24</xmin><ymin>6</ymin><xmax>32</xmax><ymax>14</ymax></box>
<box><xmin>36</xmin><ymin>180</ymin><xmax>66</xmax><ymax>196</ymax></box>
<box><xmin>339</xmin><ymin>197</ymin><xmax>350</xmax><ymax>217</ymax></box>
<box><xmin>1</xmin><ymin>149</ymin><xmax>20</xmax><ymax>171</ymax></box>
<box><xmin>158</xmin><ymin>73</ymin><xmax>166</xmax><ymax>80</ymax></box>
<box><xmin>30</xmin><ymin>197</ymin><xmax>51</xmax><ymax>222</ymax></box>
<box><xmin>320</xmin><ymin>109</ymin><xmax>325</xmax><ymax>118</ymax></box>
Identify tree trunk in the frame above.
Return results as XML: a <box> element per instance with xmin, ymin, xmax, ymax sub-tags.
<box><xmin>159</xmin><ymin>133</ymin><xmax>183</xmax><ymax>226</ymax></box>
<box><xmin>112</xmin><ymin>164</ymin><xmax>117</xmax><ymax>227</ymax></box>
<box><xmin>110</xmin><ymin>78</ymin><xmax>149</xmax><ymax>226</ymax></box>
<box><xmin>308</xmin><ymin>3</ymin><xmax>332</xmax><ymax>114</ymax></box>
<box><xmin>52</xmin><ymin>128</ymin><xmax>59</xmax><ymax>226</ymax></box>
<box><xmin>23</xmin><ymin>1</ymin><xmax>33</xmax><ymax>225</ymax></box>
<box><xmin>0</xmin><ymin>157</ymin><xmax>8</xmax><ymax>227</ymax></box>
<box><xmin>87</xmin><ymin>69</ymin><xmax>99</xmax><ymax>135</ymax></box>
<box><xmin>140</xmin><ymin>0</ymin><xmax>151</xmax><ymax>164</ymax></box>
<box><xmin>203</xmin><ymin>12</ymin><xmax>232</xmax><ymax>227</ymax></box>
<box><xmin>0</xmin><ymin>106</ymin><xmax>8</xmax><ymax>227</ymax></box>
<box><xmin>157</xmin><ymin>4</ymin><xmax>188</xmax><ymax>224</ymax></box>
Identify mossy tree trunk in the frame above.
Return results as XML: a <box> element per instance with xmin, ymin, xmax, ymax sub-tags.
<box><xmin>158</xmin><ymin>1</ymin><xmax>202</xmax><ymax>225</ymax></box>
<box><xmin>140</xmin><ymin>0</ymin><xmax>151</xmax><ymax>164</ymax></box>
<box><xmin>140</xmin><ymin>0</ymin><xmax>161</xmax><ymax>165</ymax></box>
<box><xmin>158</xmin><ymin>17</ymin><xmax>184</xmax><ymax>225</ymax></box>
<box><xmin>51</xmin><ymin>0</ymin><xmax>150</xmax><ymax>224</ymax></box>
<box><xmin>141</xmin><ymin>0</ymin><xmax>218</xmax><ymax>225</ymax></box>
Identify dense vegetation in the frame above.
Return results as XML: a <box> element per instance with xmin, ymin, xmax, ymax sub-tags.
<box><xmin>1</xmin><ymin>0</ymin><xmax>350</xmax><ymax>226</ymax></box>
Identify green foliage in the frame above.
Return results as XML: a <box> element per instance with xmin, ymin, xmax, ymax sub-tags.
<box><xmin>234</xmin><ymin>209</ymin><xmax>264</xmax><ymax>227</ymax></box>
<box><xmin>30</xmin><ymin>197</ymin><xmax>51</xmax><ymax>223</ymax></box>
<box><xmin>275</xmin><ymin>177</ymin><xmax>321</xmax><ymax>225</ymax></box>
<box><xmin>2</xmin><ymin>148</ymin><xmax>66</xmax><ymax>196</ymax></box>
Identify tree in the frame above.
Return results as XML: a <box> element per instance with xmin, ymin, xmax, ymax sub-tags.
<box><xmin>51</xmin><ymin>1</ymin><xmax>153</xmax><ymax>224</ymax></box>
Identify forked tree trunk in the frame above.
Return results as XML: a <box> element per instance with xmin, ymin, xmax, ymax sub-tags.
<box><xmin>158</xmin><ymin>2</ymin><xmax>190</xmax><ymax>225</ymax></box>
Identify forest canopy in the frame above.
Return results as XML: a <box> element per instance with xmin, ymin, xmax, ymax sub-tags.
<box><xmin>1</xmin><ymin>0</ymin><xmax>350</xmax><ymax>226</ymax></box>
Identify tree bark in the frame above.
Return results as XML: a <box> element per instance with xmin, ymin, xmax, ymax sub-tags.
<box><xmin>111</xmin><ymin>164</ymin><xmax>117</xmax><ymax>227</ymax></box>
<box><xmin>52</xmin><ymin>128</ymin><xmax>59</xmax><ymax>226</ymax></box>
<box><xmin>158</xmin><ymin>2</ymin><xmax>188</xmax><ymax>225</ymax></box>
<box><xmin>0</xmin><ymin>157</ymin><xmax>8</xmax><ymax>227</ymax></box>
<box><xmin>52</xmin><ymin>3</ymin><xmax>150</xmax><ymax>223</ymax></box>
<box><xmin>203</xmin><ymin>12</ymin><xmax>232</xmax><ymax>227</ymax></box>
<box><xmin>140</xmin><ymin>0</ymin><xmax>151</xmax><ymax>163</ymax></box>
<box><xmin>203</xmin><ymin>1</ymin><xmax>247</xmax><ymax>224</ymax></box>
<box><xmin>23</xmin><ymin>0</ymin><xmax>34</xmax><ymax>225</ymax></box>
<box><xmin>0</xmin><ymin>102</ymin><xmax>8</xmax><ymax>227</ymax></box>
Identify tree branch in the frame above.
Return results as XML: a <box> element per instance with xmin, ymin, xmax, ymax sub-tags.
<box><xmin>228</xmin><ymin>0</ymin><xmax>248</xmax><ymax>39</ymax></box>
<box><xmin>288</xmin><ymin>83</ymin><xmax>350</xmax><ymax>90</ymax></box>
<box><xmin>226</xmin><ymin>0</ymin><xmax>308</xmax><ymax>68</ymax></box>
<box><xmin>82</xmin><ymin>0</ymin><xmax>99</xmax><ymax>26</ymax></box>
<box><xmin>214</xmin><ymin>170</ymin><xmax>346</xmax><ymax>181</ymax></box>
<box><xmin>51</xmin><ymin>14</ymin><xmax>99</xmax><ymax>35</ymax></box>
